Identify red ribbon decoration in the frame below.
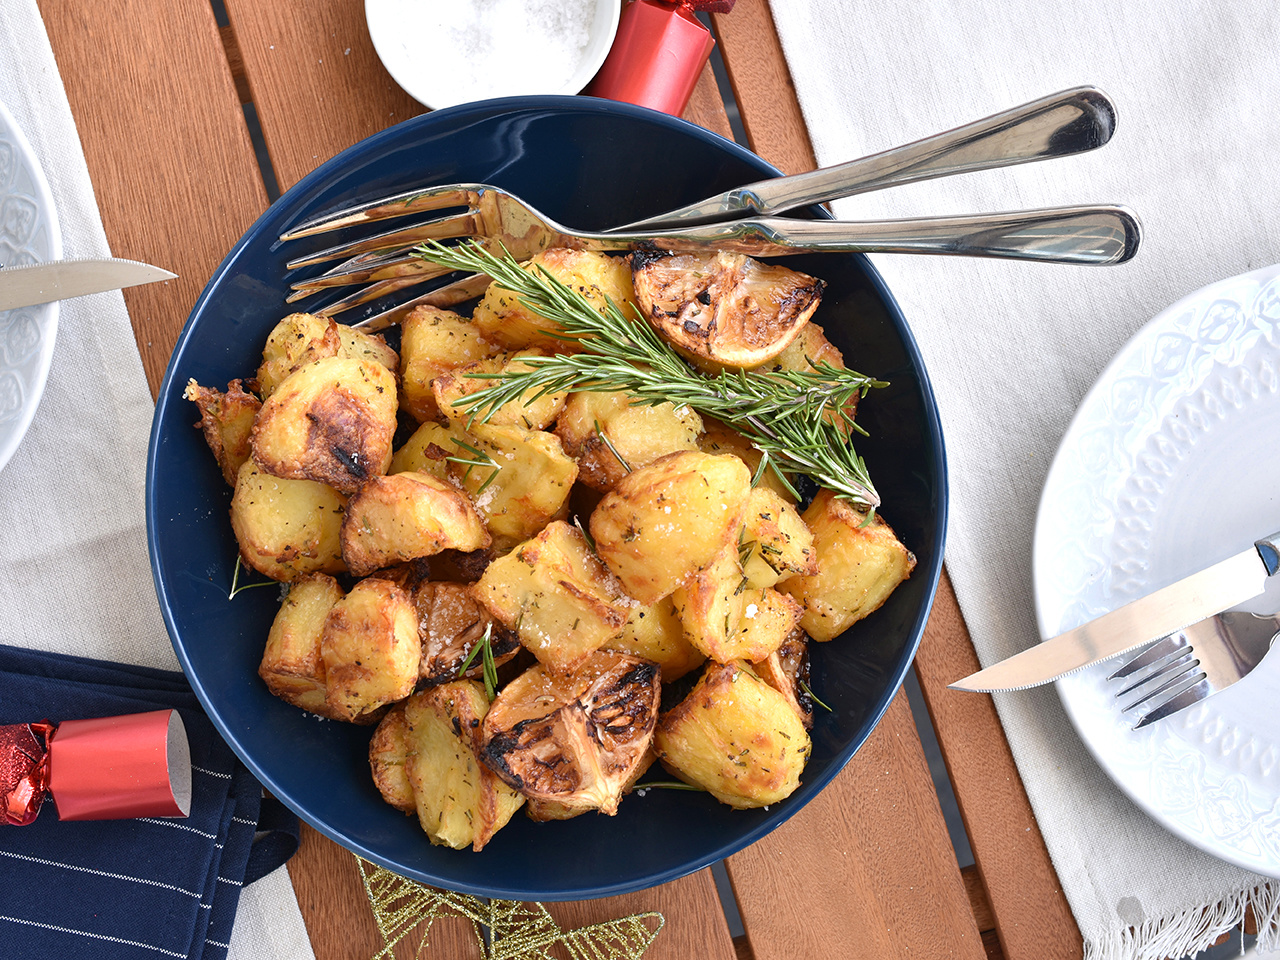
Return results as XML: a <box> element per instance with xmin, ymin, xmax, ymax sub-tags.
<box><xmin>1</xmin><ymin>721</ymin><xmax>54</xmax><ymax>826</ymax></box>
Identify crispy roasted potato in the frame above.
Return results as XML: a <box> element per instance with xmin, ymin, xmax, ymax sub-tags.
<box><xmin>480</xmin><ymin>651</ymin><xmax>660</xmax><ymax>815</ymax></box>
<box><xmin>257</xmin><ymin>313</ymin><xmax>397</xmax><ymax>400</ymax></box>
<box><xmin>755</xmin><ymin>628</ymin><xmax>815</xmax><ymax>729</ymax></box>
<box><xmin>368</xmin><ymin>703</ymin><xmax>415</xmax><ymax>812</ymax></box>
<box><xmin>448</xmin><ymin>422</ymin><xmax>578</xmax><ymax>551</ymax></box>
<box><xmin>433</xmin><ymin>351</ymin><xmax>568</xmax><ymax>429</ymax></box>
<box><xmin>472</xmin><ymin>521</ymin><xmax>631</xmax><ymax>674</ymax></box>
<box><xmin>630</xmin><ymin>249</ymin><xmax>824</xmax><ymax>371</ymax></box>
<box><xmin>655</xmin><ymin>660</ymin><xmax>811</xmax><ymax>809</ymax></box>
<box><xmin>399</xmin><ymin>305</ymin><xmax>498</xmax><ymax>422</ymax></box>
<box><xmin>388</xmin><ymin>421</ymin><xmax>459</xmax><ymax>480</ymax></box>
<box><xmin>184</xmin><ymin>378</ymin><xmax>261</xmax><ymax>486</ymax></box>
<box><xmin>320</xmin><ymin>577</ymin><xmax>420</xmax><ymax>722</ymax></box>
<box><xmin>779</xmin><ymin>490</ymin><xmax>916</xmax><ymax>641</ymax></box>
<box><xmin>411</xmin><ymin>580</ymin><xmax>521</xmax><ymax>684</ymax></box>
<box><xmin>252</xmin><ymin>355</ymin><xmax>398</xmax><ymax>494</ymax></box>
<box><xmin>590</xmin><ymin>450</ymin><xmax>751</xmax><ymax>604</ymax></box>
<box><xmin>229</xmin><ymin>459</ymin><xmax>347</xmax><ymax>582</ymax></box>
<box><xmin>697</xmin><ymin>419</ymin><xmax>797</xmax><ymax>503</ymax></box>
<box><xmin>471</xmin><ymin>248</ymin><xmax>638</xmax><ymax>351</ymax></box>
<box><xmin>259</xmin><ymin>573</ymin><xmax>344</xmax><ymax>716</ymax></box>
<box><xmin>403</xmin><ymin>681</ymin><xmax>525</xmax><ymax>851</ymax></box>
<box><xmin>740</xmin><ymin>487</ymin><xmax>817</xmax><ymax>589</ymax></box>
<box><xmin>670</xmin><ymin>546</ymin><xmax>746</xmax><ymax>660</ymax></box>
<box><xmin>555</xmin><ymin>390</ymin><xmax>703</xmax><ymax>492</ymax></box>
<box><xmin>608</xmin><ymin>597</ymin><xmax>705</xmax><ymax>683</ymax></box>
<box><xmin>340</xmin><ymin>471</ymin><xmax>490</xmax><ymax>577</ymax></box>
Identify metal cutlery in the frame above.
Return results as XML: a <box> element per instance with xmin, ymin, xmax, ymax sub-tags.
<box><xmin>0</xmin><ymin>258</ymin><xmax>176</xmax><ymax>311</ymax></box>
<box><xmin>1109</xmin><ymin>609</ymin><xmax>1280</xmax><ymax>728</ymax></box>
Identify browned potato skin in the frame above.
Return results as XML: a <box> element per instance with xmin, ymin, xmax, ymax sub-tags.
<box><xmin>229</xmin><ymin>459</ymin><xmax>347</xmax><ymax>582</ymax></box>
<box><xmin>655</xmin><ymin>660</ymin><xmax>811</xmax><ymax>809</ymax></box>
<box><xmin>411</xmin><ymin>581</ymin><xmax>521</xmax><ymax>684</ymax></box>
<box><xmin>399</xmin><ymin>306</ymin><xmax>497</xmax><ymax>422</ymax></box>
<box><xmin>368</xmin><ymin>703</ymin><xmax>415</xmax><ymax>812</ymax></box>
<box><xmin>259</xmin><ymin>573</ymin><xmax>344</xmax><ymax>716</ymax></box>
<box><xmin>184</xmin><ymin>378</ymin><xmax>261</xmax><ymax>486</ymax></box>
<box><xmin>403</xmin><ymin>681</ymin><xmax>525</xmax><ymax>851</ymax></box>
<box><xmin>257</xmin><ymin>313</ymin><xmax>398</xmax><ymax>400</ymax></box>
<box><xmin>252</xmin><ymin>355</ymin><xmax>397</xmax><ymax>495</ymax></box>
<box><xmin>778</xmin><ymin>490</ymin><xmax>917</xmax><ymax>641</ymax></box>
<box><xmin>472</xmin><ymin>521</ymin><xmax>631</xmax><ymax>675</ymax></box>
<box><xmin>433</xmin><ymin>351</ymin><xmax>568</xmax><ymax>430</ymax></box>
<box><xmin>320</xmin><ymin>578</ymin><xmax>421</xmax><ymax>723</ymax></box>
<box><xmin>555</xmin><ymin>390</ymin><xmax>703</xmax><ymax>492</ymax></box>
<box><xmin>590</xmin><ymin>450</ymin><xmax>751</xmax><ymax>604</ymax></box>
<box><xmin>480</xmin><ymin>651</ymin><xmax>661</xmax><ymax>815</ymax></box>
<box><xmin>340</xmin><ymin>471</ymin><xmax>491</xmax><ymax>577</ymax></box>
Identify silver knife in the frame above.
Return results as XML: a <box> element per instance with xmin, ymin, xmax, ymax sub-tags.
<box><xmin>949</xmin><ymin>531</ymin><xmax>1280</xmax><ymax>692</ymax></box>
<box><xmin>0</xmin><ymin>258</ymin><xmax>177</xmax><ymax>311</ymax></box>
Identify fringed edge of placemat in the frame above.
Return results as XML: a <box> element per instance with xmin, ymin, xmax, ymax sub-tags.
<box><xmin>1085</xmin><ymin>884</ymin><xmax>1280</xmax><ymax>960</ymax></box>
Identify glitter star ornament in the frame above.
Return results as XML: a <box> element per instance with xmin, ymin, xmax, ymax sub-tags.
<box><xmin>358</xmin><ymin>858</ymin><xmax>665</xmax><ymax>960</ymax></box>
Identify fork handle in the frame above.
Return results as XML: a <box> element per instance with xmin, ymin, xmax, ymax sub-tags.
<box><xmin>602</xmin><ymin>205</ymin><xmax>1141</xmax><ymax>266</ymax></box>
<box><xmin>621</xmin><ymin>87</ymin><xmax>1116</xmax><ymax>229</ymax></box>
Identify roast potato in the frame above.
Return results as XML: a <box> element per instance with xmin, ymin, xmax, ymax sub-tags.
<box><xmin>258</xmin><ymin>573</ymin><xmax>344</xmax><ymax>716</ymax></box>
<box><xmin>608</xmin><ymin>597</ymin><xmax>705</xmax><ymax>683</ymax></box>
<box><xmin>368</xmin><ymin>703</ymin><xmax>416</xmax><ymax>812</ymax></box>
<box><xmin>184</xmin><ymin>378</ymin><xmax>261</xmax><ymax>486</ymax></box>
<box><xmin>340</xmin><ymin>471</ymin><xmax>490</xmax><ymax>577</ymax></box>
<box><xmin>229</xmin><ymin>459</ymin><xmax>347</xmax><ymax>582</ymax></box>
<box><xmin>433</xmin><ymin>351</ymin><xmax>568</xmax><ymax>430</ymax></box>
<box><xmin>655</xmin><ymin>659</ymin><xmax>811</xmax><ymax>809</ymax></box>
<box><xmin>590</xmin><ymin>450</ymin><xmax>750</xmax><ymax>604</ymax></box>
<box><xmin>251</xmin><ymin>355</ymin><xmax>398</xmax><ymax>494</ymax></box>
<box><xmin>555</xmin><ymin>390</ymin><xmax>703</xmax><ymax>492</ymax></box>
<box><xmin>740</xmin><ymin>487</ymin><xmax>817</xmax><ymax>589</ymax></box>
<box><xmin>320</xmin><ymin>577</ymin><xmax>420</xmax><ymax>722</ymax></box>
<box><xmin>387</xmin><ymin>421</ymin><xmax>459</xmax><ymax>480</ymax></box>
<box><xmin>697</xmin><ymin>419</ymin><xmax>796</xmax><ymax>503</ymax></box>
<box><xmin>778</xmin><ymin>490</ymin><xmax>916</xmax><ymax>641</ymax></box>
<box><xmin>398</xmin><ymin>305</ymin><xmax>495</xmax><ymax>422</ymax></box>
<box><xmin>257</xmin><ymin>312</ymin><xmax>397</xmax><ymax>400</ymax></box>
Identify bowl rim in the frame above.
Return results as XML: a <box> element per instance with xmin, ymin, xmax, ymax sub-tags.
<box><xmin>146</xmin><ymin>94</ymin><xmax>949</xmax><ymax>899</ymax></box>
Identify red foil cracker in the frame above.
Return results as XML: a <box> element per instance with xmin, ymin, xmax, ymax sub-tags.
<box><xmin>2</xmin><ymin>710</ymin><xmax>192</xmax><ymax>824</ymax></box>
<box><xmin>586</xmin><ymin>0</ymin><xmax>735</xmax><ymax>116</ymax></box>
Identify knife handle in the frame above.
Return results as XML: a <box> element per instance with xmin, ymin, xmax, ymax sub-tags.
<box><xmin>1256</xmin><ymin>532</ymin><xmax>1280</xmax><ymax>576</ymax></box>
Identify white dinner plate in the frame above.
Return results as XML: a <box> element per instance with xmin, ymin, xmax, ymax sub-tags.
<box><xmin>1034</xmin><ymin>263</ymin><xmax>1280</xmax><ymax>878</ymax></box>
<box><xmin>0</xmin><ymin>96</ymin><xmax>62</xmax><ymax>473</ymax></box>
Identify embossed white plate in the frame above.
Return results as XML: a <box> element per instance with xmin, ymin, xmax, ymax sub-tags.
<box><xmin>1034</xmin><ymin>263</ymin><xmax>1280</xmax><ymax>877</ymax></box>
<box><xmin>0</xmin><ymin>97</ymin><xmax>61</xmax><ymax>473</ymax></box>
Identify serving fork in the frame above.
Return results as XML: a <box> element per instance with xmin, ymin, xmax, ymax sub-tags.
<box><xmin>1109</xmin><ymin>610</ymin><xmax>1280</xmax><ymax>728</ymax></box>
<box><xmin>279</xmin><ymin>86</ymin><xmax>1140</xmax><ymax>330</ymax></box>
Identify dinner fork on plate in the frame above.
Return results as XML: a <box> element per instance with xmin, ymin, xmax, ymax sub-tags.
<box><xmin>278</xmin><ymin>86</ymin><xmax>1140</xmax><ymax>330</ymax></box>
<box><xmin>1108</xmin><ymin>610</ymin><xmax>1280</xmax><ymax>728</ymax></box>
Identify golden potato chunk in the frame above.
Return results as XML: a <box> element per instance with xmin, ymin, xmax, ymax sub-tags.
<box><xmin>368</xmin><ymin>703</ymin><xmax>415</xmax><ymax>813</ymax></box>
<box><xmin>472</xmin><ymin>248</ymin><xmax>638</xmax><ymax>351</ymax></box>
<box><xmin>259</xmin><ymin>573</ymin><xmax>344</xmax><ymax>716</ymax></box>
<box><xmin>257</xmin><ymin>313</ymin><xmax>397</xmax><ymax>400</ymax></box>
<box><xmin>590</xmin><ymin>450</ymin><xmax>750</xmax><ymax>604</ymax></box>
<box><xmin>697</xmin><ymin>419</ymin><xmax>796</xmax><ymax>503</ymax></box>
<box><xmin>449</xmin><ymin>422</ymin><xmax>578</xmax><ymax>551</ymax></box>
<box><xmin>320</xmin><ymin>578</ymin><xmax>420</xmax><ymax>722</ymax></box>
<box><xmin>630</xmin><ymin>249</ymin><xmax>824</xmax><ymax>371</ymax></box>
<box><xmin>340</xmin><ymin>472</ymin><xmax>490</xmax><ymax>577</ymax></box>
<box><xmin>410</xmin><ymin>580</ymin><xmax>521</xmax><ymax>684</ymax></box>
<box><xmin>779</xmin><ymin>490</ymin><xmax>916</xmax><ymax>641</ymax></box>
<box><xmin>472</xmin><ymin>521</ymin><xmax>631</xmax><ymax>674</ymax></box>
<box><xmin>555</xmin><ymin>390</ymin><xmax>703</xmax><ymax>492</ymax></box>
<box><xmin>229</xmin><ymin>459</ymin><xmax>347</xmax><ymax>582</ymax></box>
<box><xmin>671</xmin><ymin>546</ymin><xmax>747</xmax><ymax>660</ymax></box>
<box><xmin>608</xmin><ymin>597</ymin><xmax>705</xmax><ymax>683</ymax></box>
<box><xmin>755</xmin><ymin>628</ymin><xmax>815</xmax><ymax>729</ymax></box>
<box><xmin>387</xmin><ymin>421</ymin><xmax>458</xmax><ymax>480</ymax></box>
<box><xmin>399</xmin><ymin>305</ymin><xmax>498</xmax><ymax>422</ymax></box>
<box><xmin>655</xmin><ymin>660</ymin><xmax>811</xmax><ymax>809</ymax></box>
<box><xmin>251</xmin><ymin>355</ymin><xmax>397</xmax><ymax>494</ymax></box>
<box><xmin>740</xmin><ymin>487</ymin><xmax>817</xmax><ymax>589</ymax></box>
<box><xmin>184</xmin><ymin>378</ymin><xmax>261</xmax><ymax>486</ymax></box>
<box><xmin>403</xmin><ymin>682</ymin><xmax>525</xmax><ymax>851</ymax></box>
<box><xmin>480</xmin><ymin>651</ymin><xmax>660</xmax><ymax>815</ymax></box>
<box><xmin>433</xmin><ymin>351</ymin><xmax>568</xmax><ymax>430</ymax></box>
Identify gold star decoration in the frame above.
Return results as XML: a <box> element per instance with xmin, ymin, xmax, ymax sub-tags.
<box><xmin>357</xmin><ymin>857</ymin><xmax>665</xmax><ymax>960</ymax></box>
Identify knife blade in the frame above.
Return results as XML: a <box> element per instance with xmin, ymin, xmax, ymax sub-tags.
<box><xmin>949</xmin><ymin>531</ymin><xmax>1280</xmax><ymax>692</ymax></box>
<box><xmin>0</xmin><ymin>258</ymin><xmax>177</xmax><ymax>311</ymax></box>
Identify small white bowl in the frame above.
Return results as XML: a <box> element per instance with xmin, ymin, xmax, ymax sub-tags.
<box><xmin>366</xmin><ymin>0</ymin><xmax>621</xmax><ymax>110</ymax></box>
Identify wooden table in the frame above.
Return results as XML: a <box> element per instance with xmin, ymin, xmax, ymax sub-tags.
<box><xmin>36</xmin><ymin>2</ymin><xmax>1085</xmax><ymax>957</ymax></box>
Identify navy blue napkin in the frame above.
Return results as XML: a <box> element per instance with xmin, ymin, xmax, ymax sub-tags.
<box><xmin>0</xmin><ymin>644</ymin><xmax>299</xmax><ymax>960</ymax></box>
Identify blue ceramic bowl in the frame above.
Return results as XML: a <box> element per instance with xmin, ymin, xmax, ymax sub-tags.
<box><xmin>147</xmin><ymin>96</ymin><xmax>947</xmax><ymax>900</ymax></box>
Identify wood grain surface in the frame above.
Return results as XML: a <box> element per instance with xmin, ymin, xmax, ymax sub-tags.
<box><xmin>35</xmin><ymin>0</ymin><xmax>1080</xmax><ymax>956</ymax></box>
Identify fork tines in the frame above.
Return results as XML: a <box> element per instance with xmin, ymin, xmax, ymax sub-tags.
<box><xmin>1109</xmin><ymin>632</ymin><xmax>1208</xmax><ymax>729</ymax></box>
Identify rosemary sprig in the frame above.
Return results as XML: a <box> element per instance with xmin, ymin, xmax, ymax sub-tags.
<box><xmin>444</xmin><ymin>437</ymin><xmax>501</xmax><ymax>496</ymax></box>
<box><xmin>412</xmin><ymin>240</ymin><xmax>884</xmax><ymax>509</ymax></box>
<box><xmin>228</xmin><ymin>556</ymin><xmax>278</xmax><ymax>600</ymax></box>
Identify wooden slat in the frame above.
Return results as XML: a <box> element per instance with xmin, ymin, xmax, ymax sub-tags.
<box><xmin>39</xmin><ymin>0</ymin><xmax>269</xmax><ymax>397</ymax></box>
<box><xmin>682</xmin><ymin>62</ymin><xmax>734</xmax><ymax>141</ymax></box>
<box><xmin>912</xmin><ymin>572</ymin><xmax>1083</xmax><ymax>959</ymax></box>
<box><xmin>546</xmin><ymin>870</ymin><xmax>738</xmax><ymax>960</ymax></box>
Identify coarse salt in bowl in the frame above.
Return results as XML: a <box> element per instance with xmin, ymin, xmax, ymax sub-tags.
<box><xmin>366</xmin><ymin>0</ymin><xmax>621</xmax><ymax>109</ymax></box>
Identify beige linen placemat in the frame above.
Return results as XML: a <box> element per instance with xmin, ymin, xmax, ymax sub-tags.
<box><xmin>769</xmin><ymin>1</ymin><xmax>1280</xmax><ymax>958</ymax></box>
<box><xmin>0</xmin><ymin>4</ymin><xmax>314</xmax><ymax>958</ymax></box>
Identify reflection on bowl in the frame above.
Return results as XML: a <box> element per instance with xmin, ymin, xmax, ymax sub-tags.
<box><xmin>147</xmin><ymin>96</ymin><xmax>947</xmax><ymax>900</ymax></box>
<box><xmin>365</xmin><ymin>0</ymin><xmax>621</xmax><ymax>109</ymax></box>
